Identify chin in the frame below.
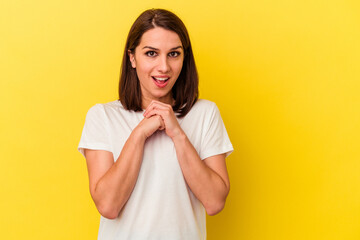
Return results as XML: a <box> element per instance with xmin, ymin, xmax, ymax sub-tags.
<box><xmin>151</xmin><ymin>91</ymin><xmax>172</xmax><ymax>101</ymax></box>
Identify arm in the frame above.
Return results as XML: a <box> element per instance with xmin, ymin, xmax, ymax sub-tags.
<box><xmin>172</xmin><ymin>133</ymin><xmax>230</xmax><ymax>215</ymax></box>
<box><xmin>144</xmin><ymin>101</ymin><xmax>230</xmax><ymax>215</ymax></box>
<box><xmin>84</xmin><ymin>115</ymin><xmax>165</xmax><ymax>219</ymax></box>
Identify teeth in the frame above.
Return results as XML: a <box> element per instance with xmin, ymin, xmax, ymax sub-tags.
<box><xmin>154</xmin><ymin>77</ymin><xmax>169</xmax><ymax>81</ymax></box>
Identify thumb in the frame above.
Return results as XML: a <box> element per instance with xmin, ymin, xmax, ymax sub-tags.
<box><xmin>158</xmin><ymin>117</ymin><xmax>165</xmax><ymax>130</ymax></box>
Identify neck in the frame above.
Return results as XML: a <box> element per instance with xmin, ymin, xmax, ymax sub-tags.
<box><xmin>141</xmin><ymin>95</ymin><xmax>174</xmax><ymax>109</ymax></box>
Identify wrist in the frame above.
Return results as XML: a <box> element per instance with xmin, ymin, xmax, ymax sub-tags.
<box><xmin>171</xmin><ymin>129</ymin><xmax>187</xmax><ymax>142</ymax></box>
<box><xmin>130</xmin><ymin>128</ymin><xmax>147</xmax><ymax>144</ymax></box>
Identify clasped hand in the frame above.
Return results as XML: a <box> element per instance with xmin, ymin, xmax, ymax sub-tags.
<box><xmin>135</xmin><ymin>100</ymin><xmax>183</xmax><ymax>139</ymax></box>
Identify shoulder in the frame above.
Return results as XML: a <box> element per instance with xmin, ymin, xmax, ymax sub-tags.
<box><xmin>98</xmin><ymin>100</ymin><xmax>123</xmax><ymax>111</ymax></box>
<box><xmin>183</xmin><ymin>99</ymin><xmax>219</xmax><ymax>121</ymax></box>
<box><xmin>87</xmin><ymin>100</ymin><xmax>123</xmax><ymax>114</ymax></box>
<box><xmin>189</xmin><ymin>99</ymin><xmax>220</xmax><ymax>117</ymax></box>
<box><xmin>191</xmin><ymin>99</ymin><xmax>217</xmax><ymax>112</ymax></box>
<box><xmin>85</xmin><ymin>100</ymin><xmax>124</xmax><ymax>121</ymax></box>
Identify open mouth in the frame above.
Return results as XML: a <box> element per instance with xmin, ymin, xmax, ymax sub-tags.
<box><xmin>152</xmin><ymin>77</ymin><xmax>170</xmax><ymax>88</ymax></box>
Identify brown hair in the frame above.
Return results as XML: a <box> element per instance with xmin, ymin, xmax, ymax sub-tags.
<box><xmin>118</xmin><ymin>8</ymin><xmax>199</xmax><ymax>117</ymax></box>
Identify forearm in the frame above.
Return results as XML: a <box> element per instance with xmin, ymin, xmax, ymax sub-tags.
<box><xmin>172</xmin><ymin>132</ymin><xmax>230</xmax><ymax>215</ymax></box>
<box><xmin>93</xmin><ymin>131</ymin><xmax>146</xmax><ymax>218</ymax></box>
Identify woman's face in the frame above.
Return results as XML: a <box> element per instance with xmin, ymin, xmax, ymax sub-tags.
<box><xmin>128</xmin><ymin>27</ymin><xmax>184</xmax><ymax>107</ymax></box>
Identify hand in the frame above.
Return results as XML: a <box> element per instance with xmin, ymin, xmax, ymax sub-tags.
<box><xmin>134</xmin><ymin>114</ymin><xmax>165</xmax><ymax>139</ymax></box>
<box><xmin>143</xmin><ymin>100</ymin><xmax>184</xmax><ymax>139</ymax></box>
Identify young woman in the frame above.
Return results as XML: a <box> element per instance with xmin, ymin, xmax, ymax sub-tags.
<box><xmin>78</xmin><ymin>8</ymin><xmax>233</xmax><ymax>240</ymax></box>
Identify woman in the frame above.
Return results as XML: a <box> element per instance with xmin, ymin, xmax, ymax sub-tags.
<box><xmin>78</xmin><ymin>8</ymin><xmax>233</xmax><ymax>240</ymax></box>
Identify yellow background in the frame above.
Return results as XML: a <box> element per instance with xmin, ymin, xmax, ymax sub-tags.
<box><xmin>1</xmin><ymin>0</ymin><xmax>359</xmax><ymax>239</ymax></box>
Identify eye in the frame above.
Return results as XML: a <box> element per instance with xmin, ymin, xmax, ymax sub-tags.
<box><xmin>146</xmin><ymin>51</ymin><xmax>157</xmax><ymax>57</ymax></box>
<box><xmin>169</xmin><ymin>51</ymin><xmax>181</xmax><ymax>58</ymax></box>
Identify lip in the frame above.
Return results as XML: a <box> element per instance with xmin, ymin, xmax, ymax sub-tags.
<box><xmin>153</xmin><ymin>75</ymin><xmax>170</xmax><ymax>78</ymax></box>
<box><xmin>152</xmin><ymin>76</ymin><xmax>170</xmax><ymax>88</ymax></box>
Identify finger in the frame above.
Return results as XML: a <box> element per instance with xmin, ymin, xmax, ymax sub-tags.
<box><xmin>143</xmin><ymin>101</ymin><xmax>161</xmax><ymax>117</ymax></box>
<box><xmin>144</xmin><ymin>104</ymin><xmax>169</xmax><ymax>118</ymax></box>
<box><xmin>145</xmin><ymin>108</ymin><xmax>165</xmax><ymax>119</ymax></box>
<box><xmin>147</xmin><ymin>100</ymin><xmax>172</xmax><ymax>111</ymax></box>
<box><xmin>147</xmin><ymin>114</ymin><xmax>165</xmax><ymax>130</ymax></box>
<box><xmin>158</xmin><ymin>116</ymin><xmax>165</xmax><ymax>130</ymax></box>
<box><xmin>151</xmin><ymin>100</ymin><xmax>171</xmax><ymax>108</ymax></box>
<box><xmin>143</xmin><ymin>102</ymin><xmax>154</xmax><ymax>117</ymax></box>
<box><xmin>152</xmin><ymin>101</ymin><xmax>173</xmax><ymax>110</ymax></box>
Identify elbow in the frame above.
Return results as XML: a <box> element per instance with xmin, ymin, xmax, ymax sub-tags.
<box><xmin>96</xmin><ymin>201</ymin><xmax>120</xmax><ymax>219</ymax></box>
<box><xmin>204</xmin><ymin>188</ymin><xmax>230</xmax><ymax>216</ymax></box>
<box><xmin>204</xmin><ymin>200</ymin><xmax>226</xmax><ymax>216</ymax></box>
<box><xmin>90</xmin><ymin>189</ymin><xmax>122</xmax><ymax>219</ymax></box>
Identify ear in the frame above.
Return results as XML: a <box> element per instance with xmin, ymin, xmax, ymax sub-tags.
<box><xmin>128</xmin><ymin>50</ymin><xmax>136</xmax><ymax>68</ymax></box>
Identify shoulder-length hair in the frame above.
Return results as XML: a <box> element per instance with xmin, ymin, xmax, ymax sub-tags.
<box><xmin>118</xmin><ymin>8</ymin><xmax>199</xmax><ymax>118</ymax></box>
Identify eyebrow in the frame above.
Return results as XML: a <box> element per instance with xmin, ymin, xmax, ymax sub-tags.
<box><xmin>142</xmin><ymin>46</ymin><xmax>183</xmax><ymax>51</ymax></box>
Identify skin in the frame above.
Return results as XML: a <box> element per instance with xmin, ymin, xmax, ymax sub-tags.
<box><xmin>84</xmin><ymin>27</ymin><xmax>230</xmax><ymax>219</ymax></box>
<box><xmin>128</xmin><ymin>27</ymin><xmax>184</xmax><ymax>108</ymax></box>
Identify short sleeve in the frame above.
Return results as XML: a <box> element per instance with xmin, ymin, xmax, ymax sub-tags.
<box><xmin>77</xmin><ymin>104</ymin><xmax>112</xmax><ymax>158</ymax></box>
<box><xmin>200</xmin><ymin>103</ymin><xmax>234</xmax><ymax>160</ymax></box>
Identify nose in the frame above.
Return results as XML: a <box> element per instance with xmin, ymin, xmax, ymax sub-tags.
<box><xmin>157</xmin><ymin>56</ymin><xmax>170</xmax><ymax>73</ymax></box>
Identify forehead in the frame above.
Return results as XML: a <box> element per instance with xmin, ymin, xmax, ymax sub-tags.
<box><xmin>138</xmin><ymin>27</ymin><xmax>182</xmax><ymax>49</ymax></box>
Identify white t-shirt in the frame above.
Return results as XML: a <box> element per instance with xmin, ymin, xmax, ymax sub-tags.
<box><xmin>78</xmin><ymin>99</ymin><xmax>233</xmax><ymax>240</ymax></box>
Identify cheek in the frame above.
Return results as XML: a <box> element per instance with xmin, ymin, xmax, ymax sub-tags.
<box><xmin>136</xmin><ymin>61</ymin><xmax>152</xmax><ymax>77</ymax></box>
<box><xmin>172</xmin><ymin>61</ymin><xmax>184</xmax><ymax>74</ymax></box>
